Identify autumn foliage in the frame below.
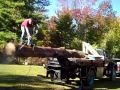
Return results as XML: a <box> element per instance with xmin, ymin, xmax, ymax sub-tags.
<box><xmin>57</xmin><ymin>0</ymin><xmax>114</xmax><ymax>22</ymax></box>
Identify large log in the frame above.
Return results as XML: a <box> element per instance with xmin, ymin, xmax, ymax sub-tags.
<box><xmin>15</xmin><ymin>45</ymin><xmax>85</xmax><ymax>58</ymax></box>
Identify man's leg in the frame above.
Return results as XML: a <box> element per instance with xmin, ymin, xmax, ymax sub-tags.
<box><xmin>25</xmin><ymin>26</ymin><xmax>31</xmax><ymax>45</ymax></box>
<box><xmin>20</xmin><ymin>26</ymin><xmax>25</xmax><ymax>44</ymax></box>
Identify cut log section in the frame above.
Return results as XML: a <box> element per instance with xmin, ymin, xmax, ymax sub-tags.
<box><xmin>15</xmin><ymin>45</ymin><xmax>85</xmax><ymax>58</ymax></box>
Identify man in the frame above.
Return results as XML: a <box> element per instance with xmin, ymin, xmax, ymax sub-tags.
<box><xmin>20</xmin><ymin>18</ymin><xmax>39</xmax><ymax>46</ymax></box>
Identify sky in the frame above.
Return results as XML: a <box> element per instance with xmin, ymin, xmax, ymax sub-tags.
<box><xmin>45</xmin><ymin>0</ymin><xmax>58</xmax><ymax>17</ymax></box>
<box><xmin>111</xmin><ymin>0</ymin><xmax>120</xmax><ymax>16</ymax></box>
<box><xmin>46</xmin><ymin>0</ymin><xmax>120</xmax><ymax>17</ymax></box>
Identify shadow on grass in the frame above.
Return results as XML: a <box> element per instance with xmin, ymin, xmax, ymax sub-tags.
<box><xmin>94</xmin><ymin>78</ymin><xmax>120</xmax><ymax>90</ymax></box>
<box><xmin>0</xmin><ymin>87</ymin><xmax>55</xmax><ymax>90</ymax></box>
<box><xmin>0</xmin><ymin>74</ymin><xmax>120</xmax><ymax>90</ymax></box>
<box><xmin>0</xmin><ymin>74</ymin><xmax>77</xmax><ymax>90</ymax></box>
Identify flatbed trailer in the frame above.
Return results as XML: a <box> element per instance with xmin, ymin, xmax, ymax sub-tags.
<box><xmin>46</xmin><ymin>57</ymin><xmax>116</xmax><ymax>88</ymax></box>
<box><xmin>76</xmin><ymin>58</ymin><xmax>116</xmax><ymax>86</ymax></box>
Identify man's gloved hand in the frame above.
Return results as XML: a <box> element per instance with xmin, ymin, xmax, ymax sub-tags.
<box><xmin>35</xmin><ymin>30</ymin><xmax>38</xmax><ymax>34</ymax></box>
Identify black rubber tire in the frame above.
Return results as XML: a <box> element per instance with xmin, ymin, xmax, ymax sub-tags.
<box><xmin>110</xmin><ymin>67</ymin><xmax>116</xmax><ymax>81</ymax></box>
<box><xmin>50</xmin><ymin>71</ymin><xmax>55</xmax><ymax>81</ymax></box>
<box><xmin>86</xmin><ymin>69</ymin><xmax>95</xmax><ymax>86</ymax></box>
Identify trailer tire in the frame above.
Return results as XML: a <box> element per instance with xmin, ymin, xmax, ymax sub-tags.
<box><xmin>110</xmin><ymin>67</ymin><xmax>116</xmax><ymax>81</ymax></box>
<box><xmin>50</xmin><ymin>70</ymin><xmax>55</xmax><ymax>81</ymax></box>
<box><xmin>107</xmin><ymin>62</ymin><xmax>116</xmax><ymax>81</ymax></box>
<box><xmin>87</xmin><ymin>69</ymin><xmax>95</xmax><ymax>86</ymax></box>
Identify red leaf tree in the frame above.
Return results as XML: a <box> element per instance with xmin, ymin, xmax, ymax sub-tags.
<box><xmin>57</xmin><ymin>0</ymin><xmax>114</xmax><ymax>23</ymax></box>
<box><xmin>56</xmin><ymin>0</ymin><xmax>115</xmax><ymax>44</ymax></box>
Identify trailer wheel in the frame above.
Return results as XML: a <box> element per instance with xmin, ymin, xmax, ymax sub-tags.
<box><xmin>87</xmin><ymin>69</ymin><xmax>95</xmax><ymax>86</ymax></box>
<box><xmin>107</xmin><ymin>62</ymin><xmax>116</xmax><ymax>81</ymax></box>
<box><xmin>110</xmin><ymin>67</ymin><xmax>116</xmax><ymax>81</ymax></box>
<box><xmin>49</xmin><ymin>70</ymin><xmax>55</xmax><ymax>81</ymax></box>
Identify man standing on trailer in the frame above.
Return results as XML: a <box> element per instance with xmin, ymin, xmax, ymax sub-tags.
<box><xmin>20</xmin><ymin>18</ymin><xmax>39</xmax><ymax>46</ymax></box>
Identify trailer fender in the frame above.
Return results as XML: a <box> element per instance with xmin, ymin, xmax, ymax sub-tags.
<box><xmin>96</xmin><ymin>67</ymin><xmax>104</xmax><ymax>78</ymax></box>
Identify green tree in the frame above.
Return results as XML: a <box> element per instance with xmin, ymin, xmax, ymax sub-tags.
<box><xmin>58</xmin><ymin>0</ymin><xmax>115</xmax><ymax>46</ymax></box>
<box><xmin>54</xmin><ymin>11</ymin><xmax>76</xmax><ymax>48</ymax></box>
<box><xmin>101</xmin><ymin>18</ymin><xmax>120</xmax><ymax>58</ymax></box>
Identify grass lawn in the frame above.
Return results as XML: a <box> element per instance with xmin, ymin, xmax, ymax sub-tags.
<box><xmin>0</xmin><ymin>64</ymin><xmax>120</xmax><ymax>90</ymax></box>
<box><xmin>0</xmin><ymin>64</ymin><xmax>77</xmax><ymax>90</ymax></box>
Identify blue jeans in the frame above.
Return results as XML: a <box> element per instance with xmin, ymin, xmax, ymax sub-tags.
<box><xmin>20</xmin><ymin>26</ymin><xmax>31</xmax><ymax>45</ymax></box>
